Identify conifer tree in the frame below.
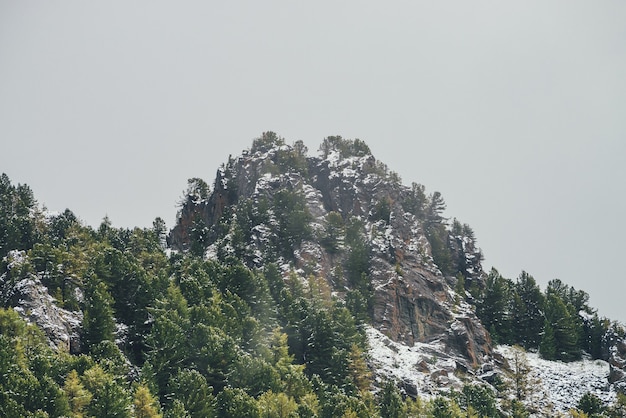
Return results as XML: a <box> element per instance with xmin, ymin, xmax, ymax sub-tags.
<box><xmin>320</xmin><ymin>211</ymin><xmax>344</xmax><ymax>254</ymax></box>
<box><xmin>348</xmin><ymin>343</ymin><xmax>372</xmax><ymax>392</ymax></box>
<box><xmin>82</xmin><ymin>364</ymin><xmax>132</xmax><ymax>418</ymax></box>
<box><xmin>425</xmin><ymin>209</ymin><xmax>453</xmax><ymax>276</ymax></box>
<box><xmin>577</xmin><ymin>392</ymin><xmax>605</xmax><ymax>417</ymax></box>
<box><xmin>0</xmin><ymin>174</ymin><xmax>40</xmax><ymax>258</ymax></box>
<box><xmin>510</xmin><ymin>345</ymin><xmax>531</xmax><ymax>402</ymax></box>
<box><xmin>145</xmin><ymin>284</ymin><xmax>191</xmax><ymax>393</ymax></box>
<box><xmin>511</xmin><ymin>272</ymin><xmax>544</xmax><ymax>349</ymax></box>
<box><xmin>430</xmin><ymin>396</ymin><xmax>463</xmax><ymax>418</ymax></box>
<box><xmin>167</xmin><ymin>369</ymin><xmax>214</xmax><ymax>418</ymax></box>
<box><xmin>82</xmin><ymin>275</ymin><xmax>116</xmax><ymax>352</ymax></box>
<box><xmin>378</xmin><ymin>381</ymin><xmax>405</xmax><ymax>418</ymax></box>
<box><xmin>458</xmin><ymin>384</ymin><xmax>498</xmax><ymax>418</ymax></box>
<box><xmin>508</xmin><ymin>400</ymin><xmax>530</xmax><ymax>418</ymax></box>
<box><xmin>257</xmin><ymin>391</ymin><xmax>298</xmax><ymax>418</ymax></box>
<box><xmin>476</xmin><ymin>268</ymin><xmax>512</xmax><ymax>344</ymax></box>
<box><xmin>165</xmin><ymin>400</ymin><xmax>191</xmax><ymax>418</ymax></box>
<box><xmin>539</xmin><ymin>320</ymin><xmax>557</xmax><ymax>360</ymax></box>
<box><xmin>63</xmin><ymin>369</ymin><xmax>92</xmax><ymax>418</ymax></box>
<box><xmin>402</xmin><ymin>182</ymin><xmax>427</xmax><ymax>219</ymax></box>
<box><xmin>542</xmin><ymin>291</ymin><xmax>580</xmax><ymax>361</ymax></box>
<box><xmin>216</xmin><ymin>387</ymin><xmax>259</xmax><ymax>418</ymax></box>
<box><xmin>133</xmin><ymin>384</ymin><xmax>162</xmax><ymax>418</ymax></box>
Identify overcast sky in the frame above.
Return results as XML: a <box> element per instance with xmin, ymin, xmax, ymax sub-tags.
<box><xmin>2</xmin><ymin>1</ymin><xmax>625</xmax><ymax>322</ymax></box>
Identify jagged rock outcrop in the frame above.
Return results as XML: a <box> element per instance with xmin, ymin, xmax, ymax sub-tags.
<box><xmin>608</xmin><ymin>335</ymin><xmax>626</xmax><ymax>393</ymax></box>
<box><xmin>1</xmin><ymin>251</ymin><xmax>82</xmax><ymax>353</ymax></box>
<box><xmin>11</xmin><ymin>274</ymin><xmax>82</xmax><ymax>353</ymax></box>
<box><xmin>169</xmin><ymin>136</ymin><xmax>492</xmax><ymax>369</ymax></box>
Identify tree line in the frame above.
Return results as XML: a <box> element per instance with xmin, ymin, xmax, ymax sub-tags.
<box><xmin>474</xmin><ymin>268</ymin><xmax>621</xmax><ymax>362</ymax></box>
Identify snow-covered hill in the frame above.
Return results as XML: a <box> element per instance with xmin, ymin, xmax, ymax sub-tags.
<box><xmin>496</xmin><ymin>345</ymin><xmax>616</xmax><ymax>415</ymax></box>
<box><xmin>367</xmin><ymin>324</ymin><xmax>617</xmax><ymax>415</ymax></box>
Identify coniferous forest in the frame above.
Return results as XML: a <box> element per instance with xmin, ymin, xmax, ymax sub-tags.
<box><xmin>1</xmin><ymin>135</ymin><xmax>626</xmax><ymax>417</ymax></box>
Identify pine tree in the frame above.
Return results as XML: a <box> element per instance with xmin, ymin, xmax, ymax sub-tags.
<box><xmin>167</xmin><ymin>369</ymin><xmax>214</xmax><ymax>418</ymax></box>
<box><xmin>145</xmin><ymin>284</ymin><xmax>191</xmax><ymax>393</ymax></box>
<box><xmin>347</xmin><ymin>344</ymin><xmax>372</xmax><ymax>392</ymax></box>
<box><xmin>257</xmin><ymin>391</ymin><xmax>298</xmax><ymax>418</ymax></box>
<box><xmin>165</xmin><ymin>400</ymin><xmax>191</xmax><ymax>418</ymax></box>
<box><xmin>133</xmin><ymin>384</ymin><xmax>162</xmax><ymax>418</ymax></box>
<box><xmin>82</xmin><ymin>364</ymin><xmax>132</xmax><ymax>418</ymax></box>
<box><xmin>584</xmin><ymin>314</ymin><xmax>609</xmax><ymax>360</ymax></box>
<box><xmin>430</xmin><ymin>396</ymin><xmax>463</xmax><ymax>418</ymax></box>
<box><xmin>510</xmin><ymin>345</ymin><xmax>531</xmax><ymax>402</ymax></box>
<box><xmin>63</xmin><ymin>369</ymin><xmax>92</xmax><ymax>418</ymax></box>
<box><xmin>402</xmin><ymin>182</ymin><xmax>427</xmax><ymax>219</ymax></box>
<box><xmin>378</xmin><ymin>381</ymin><xmax>405</xmax><ymax>418</ymax></box>
<box><xmin>577</xmin><ymin>392</ymin><xmax>605</xmax><ymax>417</ymax></box>
<box><xmin>320</xmin><ymin>211</ymin><xmax>344</xmax><ymax>254</ymax></box>
<box><xmin>512</xmin><ymin>272</ymin><xmax>544</xmax><ymax>349</ymax></box>
<box><xmin>215</xmin><ymin>387</ymin><xmax>259</xmax><ymax>418</ymax></box>
<box><xmin>508</xmin><ymin>399</ymin><xmax>530</xmax><ymax>418</ymax></box>
<box><xmin>539</xmin><ymin>320</ymin><xmax>557</xmax><ymax>360</ymax></box>
<box><xmin>268</xmin><ymin>329</ymin><xmax>310</xmax><ymax>400</ymax></box>
<box><xmin>476</xmin><ymin>268</ymin><xmax>512</xmax><ymax>344</ymax></box>
<box><xmin>459</xmin><ymin>384</ymin><xmax>498</xmax><ymax>418</ymax></box>
<box><xmin>543</xmin><ymin>291</ymin><xmax>580</xmax><ymax>361</ymax></box>
<box><xmin>0</xmin><ymin>174</ymin><xmax>39</xmax><ymax>258</ymax></box>
<box><xmin>82</xmin><ymin>275</ymin><xmax>116</xmax><ymax>352</ymax></box>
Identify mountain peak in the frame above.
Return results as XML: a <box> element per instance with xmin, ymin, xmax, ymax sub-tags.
<box><xmin>169</xmin><ymin>134</ymin><xmax>490</xmax><ymax>372</ymax></box>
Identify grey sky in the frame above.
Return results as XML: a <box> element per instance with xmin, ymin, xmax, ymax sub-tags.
<box><xmin>2</xmin><ymin>2</ymin><xmax>625</xmax><ymax>322</ymax></box>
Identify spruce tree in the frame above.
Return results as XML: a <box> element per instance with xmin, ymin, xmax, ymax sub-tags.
<box><xmin>539</xmin><ymin>320</ymin><xmax>557</xmax><ymax>360</ymax></box>
<box><xmin>167</xmin><ymin>369</ymin><xmax>214</xmax><ymax>418</ymax></box>
<box><xmin>82</xmin><ymin>275</ymin><xmax>116</xmax><ymax>352</ymax></box>
<box><xmin>133</xmin><ymin>385</ymin><xmax>162</xmax><ymax>418</ymax></box>
<box><xmin>512</xmin><ymin>272</ymin><xmax>544</xmax><ymax>349</ymax></box>
<box><xmin>82</xmin><ymin>364</ymin><xmax>132</xmax><ymax>418</ymax></box>
<box><xmin>476</xmin><ymin>268</ymin><xmax>512</xmax><ymax>344</ymax></box>
<box><xmin>63</xmin><ymin>369</ymin><xmax>92</xmax><ymax>417</ymax></box>
<box><xmin>378</xmin><ymin>381</ymin><xmax>405</xmax><ymax>418</ymax></box>
<box><xmin>543</xmin><ymin>291</ymin><xmax>580</xmax><ymax>361</ymax></box>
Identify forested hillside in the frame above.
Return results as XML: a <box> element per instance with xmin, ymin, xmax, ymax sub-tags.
<box><xmin>1</xmin><ymin>134</ymin><xmax>625</xmax><ymax>417</ymax></box>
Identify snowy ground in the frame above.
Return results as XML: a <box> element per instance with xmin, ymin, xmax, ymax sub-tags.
<box><xmin>367</xmin><ymin>325</ymin><xmax>617</xmax><ymax>415</ymax></box>
<box><xmin>366</xmin><ymin>325</ymin><xmax>466</xmax><ymax>397</ymax></box>
<box><xmin>496</xmin><ymin>345</ymin><xmax>616</xmax><ymax>415</ymax></box>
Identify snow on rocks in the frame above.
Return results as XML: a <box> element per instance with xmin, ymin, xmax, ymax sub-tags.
<box><xmin>496</xmin><ymin>345</ymin><xmax>616</xmax><ymax>414</ymax></box>
<box><xmin>369</xmin><ymin>327</ymin><xmax>617</xmax><ymax>414</ymax></box>
<box><xmin>12</xmin><ymin>274</ymin><xmax>83</xmax><ymax>353</ymax></box>
<box><xmin>366</xmin><ymin>325</ymin><xmax>464</xmax><ymax>398</ymax></box>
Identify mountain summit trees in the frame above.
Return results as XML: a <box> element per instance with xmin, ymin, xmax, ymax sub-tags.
<box><xmin>0</xmin><ymin>134</ymin><xmax>624</xmax><ymax>416</ymax></box>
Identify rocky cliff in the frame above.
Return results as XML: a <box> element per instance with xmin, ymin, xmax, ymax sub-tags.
<box><xmin>1</xmin><ymin>250</ymin><xmax>82</xmax><ymax>353</ymax></box>
<box><xmin>169</xmin><ymin>134</ymin><xmax>491</xmax><ymax>373</ymax></box>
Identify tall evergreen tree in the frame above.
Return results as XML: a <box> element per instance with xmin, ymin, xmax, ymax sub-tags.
<box><xmin>542</xmin><ymin>291</ymin><xmax>580</xmax><ymax>361</ymax></box>
<box><xmin>511</xmin><ymin>272</ymin><xmax>544</xmax><ymax>349</ymax></box>
<box><xmin>167</xmin><ymin>369</ymin><xmax>214</xmax><ymax>418</ymax></box>
<box><xmin>82</xmin><ymin>275</ymin><xmax>116</xmax><ymax>352</ymax></box>
<box><xmin>539</xmin><ymin>320</ymin><xmax>557</xmax><ymax>360</ymax></box>
<box><xmin>82</xmin><ymin>364</ymin><xmax>132</xmax><ymax>418</ymax></box>
<box><xmin>378</xmin><ymin>381</ymin><xmax>405</xmax><ymax>418</ymax></box>
<box><xmin>63</xmin><ymin>369</ymin><xmax>92</xmax><ymax>418</ymax></box>
<box><xmin>476</xmin><ymin>268</ymin><xmax>512</xmax><ymax>344</ymax></box>
<box><xmin>133</xmin><ymin>384</ymin><xmax>162</xmax><ymax>418</ymax></box>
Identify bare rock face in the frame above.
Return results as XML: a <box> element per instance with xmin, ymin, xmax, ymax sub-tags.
<box><xmin>608</xmin><ymin>335</ymin><xmax>626</xmax><ymax>393</ymax></box>
<box><xmin>169</xmin><ymin>138</ymin><xmax>492</xmax><ymax>369</ymax></box>
<box><xmin>11</xmin><ymin>274</ymin><xmax>82</xmax><ymax>353</ymax></box>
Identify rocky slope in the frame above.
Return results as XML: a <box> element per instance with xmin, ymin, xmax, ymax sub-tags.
<box><xmin>0</xmin><ymin>250</ymin><xmax>82</xmax><ymax>353</ymax></box>
<box><xmin>169</xmin><ymin>135</ymin><xmax>491</xmax><ymax>374</ymax></box>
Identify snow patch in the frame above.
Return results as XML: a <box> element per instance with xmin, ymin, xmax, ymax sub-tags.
<box><xmin>367</xmin><ymin>325</ymin><xmax>464</xmax><ymax>398</ymax></box>
<box><xmin>496</xmin><ymin>345</ymin><xmax>616</xmax><ymax>414</ymax></box>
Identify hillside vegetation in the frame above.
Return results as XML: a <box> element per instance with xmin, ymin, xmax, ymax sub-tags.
<box><xmin>1</xmin><ymin>134</ymin><xmax>625</xmax><ymax>417</ymax></box>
